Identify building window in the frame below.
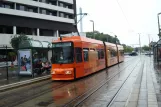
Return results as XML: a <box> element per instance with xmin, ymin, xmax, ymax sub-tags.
<box><xmin>69</xmin><ymin>14</ymin><xmax>73</xmax><ymax>19</ymax></box>
<box><xmin>68</xmin><ymin>4</ymin><xmax>73</xmax><ymax>9</ymax></box>
<box><xmin>40</xmin><ymin>9</ymin><xmax>47</xmax><ymax>14</ymax></box>
<box><xmin>49</xmin><ymin>0</ymin><xmax>57</xmax><ymax>5</ymax></box>
<box><xmin>0</xmin><ymin>25</ymin><xmax>13</xmax><ymax>34</ymax></box>
<box><xmin>40</xmin><ymin>29</ymin><xmax>53</xmax><ymax>36</ymax></box>
<box><xmin>20</xmin><ymin>5</ymin><xmax>25</xmax><ymax>10</ymax></box>
<box><xmin>0</xmin><ymin>2</ymin><xmax>14</xmax><ymax>9</ymax></box>
<box><xmin>59</xmin><ymin>2</ymin><xmax>64</xmax><ymax>7</ymax></box>
<box><xmin>40</xmin><ymin>0</ymin><xmax>49</xmax><ymax>3</ymax></box>
<box><xmin>52</xmin><ymin>11</ymin><xmax>57</xmax><ymax>16</ymax></box>
<box><xmin>65</xmin><ymin>15</ymin><xmax>69</xmax><ymax>18</ymax></box>
<box><xmin>17</xmin><ymin>27</ymin><xmax>36</xmax><ymax>35</ymax></box>
<box><xmin>75</xmin><ymin>48</ymin><xmax>82</xmax><ymax>63</ymax></box>
<box><xmin>27</xmin><ymin>6</ymin><xmax>38</xmax><ymax>13</ymax></box>
<box><xmin>16</xmin><ymin>4</ymin><xmax>26</xmax><ymax>11</ymax></box>
<box><xmin>59</xmin><ymin>12</ymin><xmax>64</xmax><ymax>17</ymax></box>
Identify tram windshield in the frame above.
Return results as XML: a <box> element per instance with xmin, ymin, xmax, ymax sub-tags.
<box><xmin>52</xmin><ymin>42</ymin><xmax>74</xmax><ymax>64</ymax></box>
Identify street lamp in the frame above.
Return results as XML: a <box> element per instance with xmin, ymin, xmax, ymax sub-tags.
<box><xmin>90</xmin><ymin>20</ymin><xmax>95</xmax><ymax>39</ymax></box>
<box><xmin>157</xmin><ymin>12</ymin><xmax>161</xmax><ymax>38</ymax></box>
<box><xmin>138</xmin><ymin>33</ymin><xmax>141</xmax><ymax>55</ymax></box>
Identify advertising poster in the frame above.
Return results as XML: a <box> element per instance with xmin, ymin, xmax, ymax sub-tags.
<box><xmin>18</xmin><ymin>50</ymin><xmax>32</xmax><ymax>75</ymax></box>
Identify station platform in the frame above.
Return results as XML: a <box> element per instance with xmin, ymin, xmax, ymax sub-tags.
<box><xmin>125</xmin><ymin>56</ymin><xmax>160</xmax><ymax>107</ymax></box>
<box><xmin>0</xmin><ymin>56</ymin><xmax>161</xmax><ymax>107</ymax></box>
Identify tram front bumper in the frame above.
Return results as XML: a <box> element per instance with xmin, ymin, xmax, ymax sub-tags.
<box><xmin>51</xmin><ymin>68</ymin><xmax>75</xmax><ymax>80</ymax></box>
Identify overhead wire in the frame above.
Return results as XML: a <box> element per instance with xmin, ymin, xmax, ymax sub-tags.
<box><xmin>115</xmin><ymin>0</ymin><xmax>132</xmax><ymax>30</ymax></box>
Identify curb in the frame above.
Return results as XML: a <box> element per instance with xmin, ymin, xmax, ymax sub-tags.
<box><xmin>0</xmin><ymin>75</ymin><xmax>51</xmax><ymax>92</ymax></box>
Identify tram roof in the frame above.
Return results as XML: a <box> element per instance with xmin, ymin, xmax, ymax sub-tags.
<box><xmin>19</xmin><ymin>40</ymin><xmax>52</xmax><ymax>49</ymax></box>
<box><xmin>53</xmin><ymin>36</ymin><xmax>123</xmax><ymax>49</ymax></box>
<box><xmin>53</xmin><ymin>36</ymin><xmax>104</xmax><ymax>44</ymax></box>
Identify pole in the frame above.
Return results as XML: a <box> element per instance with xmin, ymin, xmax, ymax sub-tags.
<box><xmin>93</xmin><ymin>21</ymin><xmax>95</xmax><ymax>39</ymax></box>
<box><xmin>79</xmin><ymin>7</ymin><xmax>83</xmax><ymax>32</ymax></box>
<box><xmin>138</xmin><ymin>33</ymin><xmax>141</xmax><ymax>55</ymax></box>
<box><xmin>115</xmin><ymin>36</ymin><xmax>119</xmax><ymax>63</ymax></box>
<box><xmin>158</xmin><ymin>14</ymin><xmax>161</xmax><ymax>37</ymax></box>
<box><xmin>5</xmin><ymin>46</ymin><xmax>9</xmax><ymax>80</ymax></box>
<box><xmin>148</xmin><ymin>34</ymin><xmax>151</xmax><ymax>56</ymax></box>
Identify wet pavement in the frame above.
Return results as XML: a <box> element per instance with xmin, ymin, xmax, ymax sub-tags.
<box><xmin>0</xmin><ymin>56</ymin><xmax>161</xmax><ymax>107</ymax></box>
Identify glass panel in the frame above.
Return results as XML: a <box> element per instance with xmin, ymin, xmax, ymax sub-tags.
<box><xmin>101</xmin><ymin>49</ymin><xmax>104</xmax><ymax>59</ymax></box>
<box><xmin>83</xmin><ymin>49</ymin><xmax>88</xmax><ymax>62</ymax></box>
<box><xmin>75</xmin><ymin>48</ymin><xmax>82</xmax><ymax>63</ymax></box>
<box><xmin>19</xmin><ymin>5</ymin><xmax>25</xmax><ymax>11</ymax></box>
<box><xmin>42</xmin><ymin>42</ymin><xmax>51</xmax><ymax>48</ymax></box>
<box><xmin>53</xmin><ymin>42</ymin><xmax>72</xmax><ymax>47</ymax></box>
<box><xmin>30</xmin><ymin>41</ymin><xmax>43</xmax><ymax>47</ymax></box>
<box><xmin>52</xmin><ymin>42</ymin><xmax>73</xmax><ymax>64</ymax></box>
<box><xmin>19</xmin><ymin>41</ymin><xmax>32</xmax><ymax>48</ymax></box>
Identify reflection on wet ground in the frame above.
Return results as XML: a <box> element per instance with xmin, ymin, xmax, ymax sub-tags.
<box><xmin>0</xmin><ymin>57</ymin><xmax>140</xmax><ymax>107</ymax></box>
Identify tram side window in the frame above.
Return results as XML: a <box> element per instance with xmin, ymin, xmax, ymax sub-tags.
<box><xmin>111</xmin><ymin>50</ymin><xmax>117</xmax><ymax>57</ymax></box>
<box><xmin>97</xmin><ymin>49</ymin><xmax>101</xmax><ymax>59</ymax></box>
<box><xmin>121</xmin><ymin>51</ymin><xmax>124</xmax><ymax>56</ymax></box>
<box><xmin>100</xmin><ymin>49</ymin><xmax>104</xmax><ymax>59</ymax></box>
<box><xmin>83</xmin><ymin>48</ymin><xmax>89</xmax><ymax>62</ymax></box>
<box><xmin>75</xmin><ymin>48</ymin><xmax>82</xmax><ymax>63</ymax></box>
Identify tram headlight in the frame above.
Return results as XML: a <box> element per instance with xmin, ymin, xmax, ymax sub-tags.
<box><xmin>65</xmin><ymin>71</ymin><xmax>72</xmax><ymax>74</ymax></box>
<box><xmin>52</xmin><ymin>71</ymin><xmax>56</xmax><ymax>74</ymax></box>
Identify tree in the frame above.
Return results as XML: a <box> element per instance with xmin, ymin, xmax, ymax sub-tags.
<box><xmin>86</xmin><ymin>31</ymin><xmax>121</xmax><ymax>44</ymax></box>
<box><xmin>10</xmin><ymin>34</ymin><xmax>32</xmax><ymax>50</ymax></box>
<box><xmin>142</xmin><ymin>45</ymin><xmax>150</xmax><ymax>51</ymax></box>
<box><xmin>122</xmin><ymin>44</ymin><xmax>133</xmax><ymax>53</ymax></box>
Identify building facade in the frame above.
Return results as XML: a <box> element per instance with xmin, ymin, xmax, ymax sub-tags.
<box><xmin>0</xmin><ymin>0</ymin><xmax>77</xmax><ymax>47</ymax></box>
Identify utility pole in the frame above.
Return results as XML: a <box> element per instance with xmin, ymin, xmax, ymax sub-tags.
<box><xmin>79</xmin><ymin>7</ymin><xmax>83</xmax><ymax>32</ymax></box>
<box><xmin>138</xmin><ymin>33</ymin><xmax>141</xmax><ymax>55</ymax></box>
<box><xmin>158</xmin><ymin>13</ymin><xmax>161</xmax><ymax>38</ymax></box>
<box><xmin>148</xmin><ymin>34</ymin><xmax>151</xmax><ymax>54</ymax></box>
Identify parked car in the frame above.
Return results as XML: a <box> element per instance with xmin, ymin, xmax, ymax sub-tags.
<box><xmin>129</xmin><ymin>52</ymin><xmax>138</xmax><ymax>56</ymax></box>
<box><xmin>145</xmin><ymin>52</ymin><xmax>153</xmax><ymax>55</ymax></box>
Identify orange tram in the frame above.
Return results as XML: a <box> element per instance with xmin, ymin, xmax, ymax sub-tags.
<box><xmin>51</xmin><ymin>36</ymin><xmax>124</xmax><ymax>80</ymax></box>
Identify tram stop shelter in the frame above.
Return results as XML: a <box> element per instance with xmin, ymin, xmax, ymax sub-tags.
<box><xmin>18</xmin><ymin>40</ymin><xmax>52</xmax><ymax>77</ymax></box>
<box><xmin>153</xmin><ymin>39</ymin><xmax>161</xmax><ymax>64</ymax></box>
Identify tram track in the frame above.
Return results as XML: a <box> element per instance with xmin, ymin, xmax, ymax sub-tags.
<box><xmin>62</xmin><ymin>58</ymin><xmax>140</xmax><ymax>107</ymax></box>
<box><xmin>0</xmin><ymin>57</ymin><xmax>136</xmax><ymax>107</ymax></box>
<box><xmin>16</xmin><ymin>57</ymin><xmax>135</xmax><ymax>107</ymax></box>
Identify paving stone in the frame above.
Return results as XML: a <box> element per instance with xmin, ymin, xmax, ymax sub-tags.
<box><xmin>148</xmin><ymin>104</ymin><xmax>158</xmax><ymax>107</ymax></box>
<box><xmin>127</xmin><ymin>101</ymin><xmax>137</xmax><ymax>107</ymax></box>
<box><xmin>129</xmin><ymin>94</ymin><xmax>139</xmax><ymax>101</ymax></box>
<box><xmin>138</xmin><ymin>100</ymin><xmax>147</xmax><ymax>105</ymax></box>
<box><xmin>110</xmin><ymin>102</ymin><xmax>125</xmax><ymax>107</ymax></box>
<box><xmin>137</xmin><ymin>104</ymin><xmax>148</xmax><ymax>107</ymax></box>
<box><xmin>148</xmin><ymin>101</ymin><xmax>158</xmax><ymax>105</ymax></box>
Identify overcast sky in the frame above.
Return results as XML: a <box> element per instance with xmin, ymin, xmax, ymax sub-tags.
<box><xmin>76</xmin><ymin>0</ymin><xmax>161</xmax><ymax>47</ymax></box>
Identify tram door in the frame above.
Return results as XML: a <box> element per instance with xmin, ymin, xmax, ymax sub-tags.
<box><xmin>75</xmin><ymin>47</ymin><xmax>84</xmax><ymax>78</ymax></box>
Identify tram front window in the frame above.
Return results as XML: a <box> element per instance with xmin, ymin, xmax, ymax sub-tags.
<box><xmin>52</xmin><ymin>42</ymin><xmax>73</xmax><ymax>64</ymax></box>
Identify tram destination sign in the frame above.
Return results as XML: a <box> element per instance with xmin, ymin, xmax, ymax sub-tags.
<box><xmin>53</xmin><ymin>42</ymin><xmax>72</xmax><ymax>47</ymax></box>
